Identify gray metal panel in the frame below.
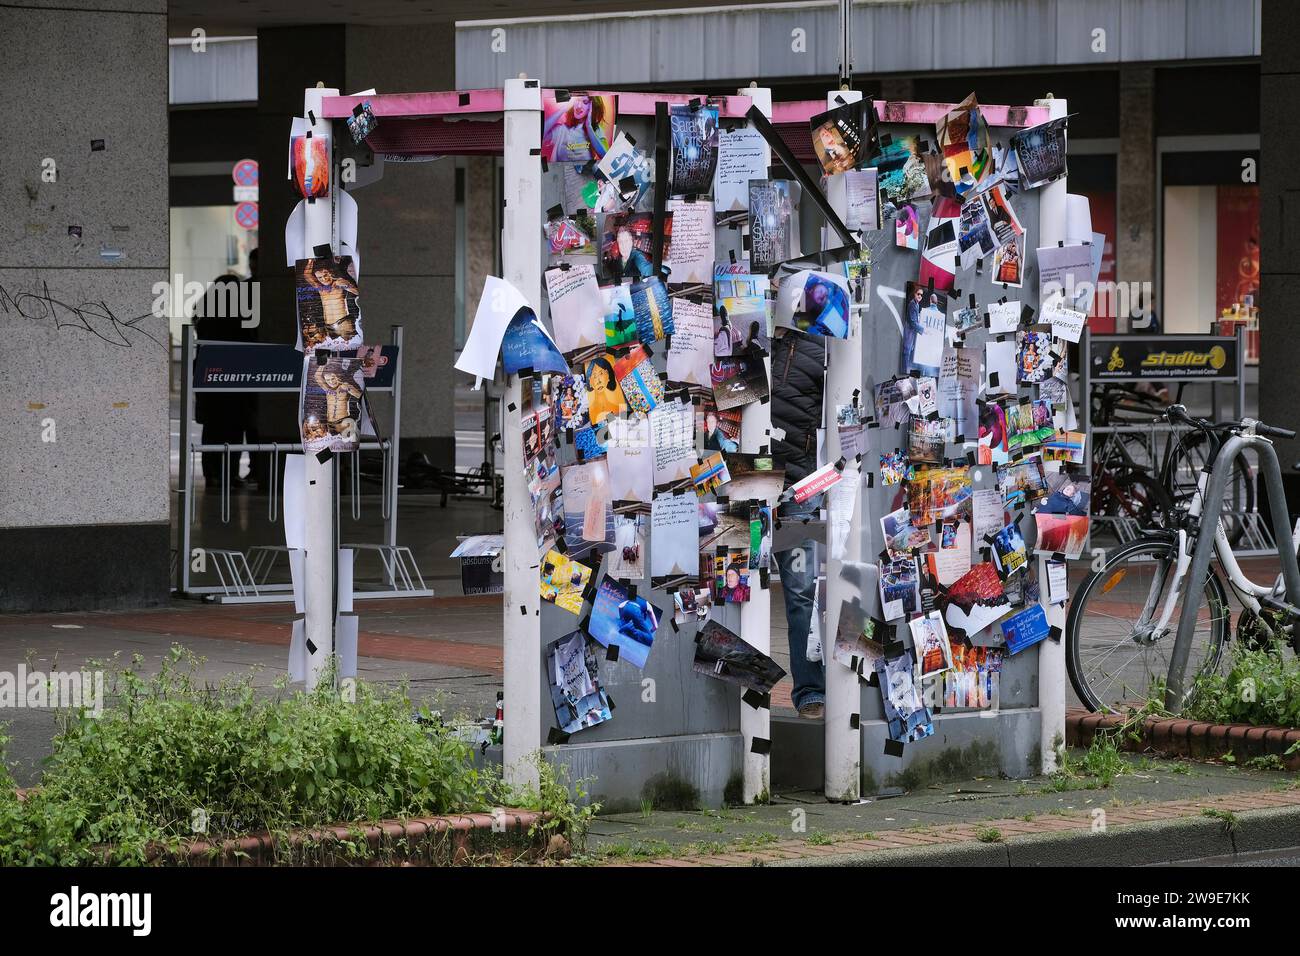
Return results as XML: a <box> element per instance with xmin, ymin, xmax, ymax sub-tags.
<box><xmin>169</xmin><ymin>38</ymin><xmax>258</xmax><ymax>105</ymax></box>
<box><xmin>1056</xmin><ymin>0</ymin><xmax>1122</xmax><ymax>64</ymax></box>
<box><xmin>546</xmin><ymin>732</ymin><xmax>743</xmax><ymax>810</ymax></box>
<box><xmin>871</xmin><ymin>1</ymin><xmax>938</xmax><ymax>74</ymax></box>
<box><xmin>949</xmin><ymin>0</ymin><xmax>1000</xmax><ymax>71</ymax></box>
<box><xmin>989</xmin><ymin>0</ymin><xmax>1061</xmax><ymax>70</ymax></box>
<box><xmin>1120</xmin><ymin>0</ymin><xmax>1188</xmax><ymax>61</ymax></box>
<box><xmin>456</xmin><ymin>0</ymin><xmax>1257</xmax><ymax>90</ymax></box>
<box><xmin>701</xmin><ymin>12</ymin><xmax>765</xmax><ymax>83</ymax></box>
<box><xmin>596</xmin><ymin>18</ymin><xmax>655</xmax><ymax>85</ymax></box>
<box><xmin>860</xmin><ymin>707</ymin><xmax>1041</xmax><ymax>793</ymax></box>
<box><xmin>757</xmin><ymin>7</ymin><xmax>840</xmax><ymax>80</ymax></box>
<box><xmin>1186</xmin><ymin>0</ymin><xmax>1260</xmax><ymax>59</ymax></box>
<box><xmin>657</xmin><ymin>15</ymin><xmax>708</xmax><ymax>84</ymax></box>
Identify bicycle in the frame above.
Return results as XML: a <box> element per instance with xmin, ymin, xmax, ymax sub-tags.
<box><xmin>1089</xmin><ymin>383</ymin><xmax>1255</xmax><ymax>547</ymax></box>
<box><xmin>1066</xmin><ymin>404</ymin><xmax>1299</xmax><ymax>714</ymax></box>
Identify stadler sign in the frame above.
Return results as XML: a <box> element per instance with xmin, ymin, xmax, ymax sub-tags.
<box><xmin>1090</xmin><ymin>335</ymin><xmax>1238</xmax><ymax>381</ymax></box>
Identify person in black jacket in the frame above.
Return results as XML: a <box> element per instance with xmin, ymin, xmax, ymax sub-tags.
<box><xmin>770</xmin><ymin>327</ymin><xmax>827</xmax><ymax>718</ymax></box>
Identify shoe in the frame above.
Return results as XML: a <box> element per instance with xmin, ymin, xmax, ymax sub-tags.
<box><xmin>797</xmin><ymin>702</ymin><xmax>825</xmax><ymax>720</ymax></box>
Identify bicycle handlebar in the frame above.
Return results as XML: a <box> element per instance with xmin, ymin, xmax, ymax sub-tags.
<box><xmin>1164</xmin><ymin>404</ymin><xmax>1297</xmax><ymax>441</ymax></box>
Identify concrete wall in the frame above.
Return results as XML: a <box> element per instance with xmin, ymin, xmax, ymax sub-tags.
<box><xmin>0</xmin><ymin>0</ymin><xmax>171</xmax><ymax>611</ymax></box>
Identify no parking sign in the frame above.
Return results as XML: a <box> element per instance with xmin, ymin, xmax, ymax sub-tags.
<box><xmin>235</xmin><ymin>201</ymin><xmax>259</xmax><ymax>230</ymax></box>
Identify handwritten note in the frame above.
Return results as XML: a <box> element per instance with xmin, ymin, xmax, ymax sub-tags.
<box><xmin>650</xmin><ymin>400</ymin><xmax>697</xmax><ymax>486</ymax></box>
<box><xmin>545</xmin><ymin>264</ymin><xmax>605</xmax><ymax>354</ymax></box>
<box><xmin>651</xmin><ymin>491</ymin><xmax>699</xmax><ymax>581</ymax></box>
<box><xmin>666</xmin><ymin>298</ymin><xmax>714</xmax><ymax>386</ymax></box>
<box><xmin>665</xmin><ymin>200</ymin><xmax>715</xmax><ymax>285</ymax></box>
<box><xmin>713</xmin><ymin>127</ymin><xmax>766</xmax><ymax>212</ymax></box>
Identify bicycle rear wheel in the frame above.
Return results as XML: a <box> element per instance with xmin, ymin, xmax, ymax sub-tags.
<box><xmin>1164</xmin><ymin>430</ymin><xmax>1254</xmax><ymax>546</ymax></box>
<box><xmin>1066</xmin><ymin>537</ymin><xmax>1230</xmax><ymax>713</ymax></box>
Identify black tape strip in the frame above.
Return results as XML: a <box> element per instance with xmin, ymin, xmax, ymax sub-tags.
<box><xmin>883</xmin><ymin>738</ymin><xmax>905</xmax><ymax>758</ymax></box>
<box><xmin>547</xmin><ymin>727</ymin><xmax>571</xmax><ymax>745</ymax></box>
<box><xmin>305</xmin><ymin>638</ymin><xmax>318</xmax><ymax>655</ymax></box>
<box><xmin>313</xmin><ymin>243</ymin><xmax>333</xmax><ymax>258</ymax></box>
<box><xmin>652</xmin><ymin>101</ymin><xmax>670</xmax><ymax>274</ymax></box>
<box><xmin>605</xmin><ymin>643</ymin><xmax>621</xmax><ymax>662</ymax></box>
<box><xmin>749</xmin><ymin>736</ymin><xmax>772</xmax><ymax>756</ymax></box>
<box><xmin>850</xmin><ymin>713</ymin><xmax>860</xmax><ymax>729</ymax></box>
<box><xmin>742</xmin><ymin>689</ymin><xmax>770</xmax><ymax>710</ymax></box>
<box><xmin>458</xmin><ymin>92</ymin><xmax>471</xmax><ymax>107</ymax></box>
<box><xmin>316</xmin><ymin>449</ymin><xmax>333</xmax><ymax>464</ymax></box>
<box><xmin>744</xmin><ymin>104</ymin><xmax>859</xmax><ymax>268</ymax></box>
<box><xmin>1049</xmin><ymin>625</ymin><xmax>1063</xmax><ymax>643</ymax></box>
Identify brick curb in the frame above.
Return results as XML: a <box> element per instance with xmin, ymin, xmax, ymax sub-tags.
<box><xmin>602</xmin><ymin>789</ymin><xmax>1300</xmax><ymax>868</ymax></box>
<box><xmin>160</xmin><ymin>809</ymin><xmax>554</xmax><ymax>866</ymax></box>
<box><xmin>1065</xmin><ymin>708</ymin><xmax>1300</xmax><ymax>769</ymax></box>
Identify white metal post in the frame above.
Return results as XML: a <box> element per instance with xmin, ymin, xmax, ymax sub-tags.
<box><xmin>302</xmin><ymin>85</ymin><xmax>339</xmax><ymax>691</ymax></box>
<box><xmin>501</xmin><ymin>77</ymin><xmax>545</xmax><ymax>790</ymax></box>
<box><xmin>1037</xmin><ymin>95</ymin><xmax>1070</xmax><ymax>772</ymax></box>
<box><xmin>821</xmin><ymin>89</ymin><xmax>864</xmax><ymax>802</ymax></box>
<box><xmin>738</xmin><ymin>85</ymin><xmax>774</xmax><ymax>804</ymax></box>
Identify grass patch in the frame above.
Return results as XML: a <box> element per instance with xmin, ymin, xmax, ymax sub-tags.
<box><xmin>0</xmin><ymin>647</ymin><xmax>590</xmax><ymax>865</ymax></box>
<box><xmin>1201</xmin><ymin>807</ymin><xmax>1240</xmax><ymax>834</ymax></box>
<box><xmin>1187</xmin><ymin>638</ymin><xmax>1300</xmax><ymax>728</ymax></box>
<box><xmin>974</xmin><ymin>826</ymin><xmax>1003</xmax><ymax>843</ymax></box>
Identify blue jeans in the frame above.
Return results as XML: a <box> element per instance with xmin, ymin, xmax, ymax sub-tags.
<box><xmin>775</xmin><ymin>496</ymin><xmax>825</xmax><ymax>710</ymax></box>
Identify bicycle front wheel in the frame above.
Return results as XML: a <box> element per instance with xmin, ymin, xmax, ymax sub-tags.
<box><xmin>1066</xmin><ymin>537</ymin><xmax>1230</xmax><ymax>713</ymax></box>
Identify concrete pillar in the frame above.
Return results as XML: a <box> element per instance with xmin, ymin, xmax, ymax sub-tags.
<box><xmin>1116</xmin><ymin>65</ymin><xmax>1156</xmax><ymax>331</ymax></box>
<box><xmin>464</xmin><ymin>157</ymin><xmax>498</xmax><ymax>331</ymax></box>
<box><xmin>344</xmin><ymin>24</ymin><xmax>457</xmax><ymax>468</ymax></box>
<box><xmin>0</xmin><ymin>0</ymin><xmax>171</xmax><ymax>611</ymax></box>
<box><xmin>254</xmin><ymin>23</ymin><xmax>459</xmax><ymax>468</ymax></box>
<box><xmin>1259</xmin><ymin>0</ymin><xmax>1300</xmax><ymax>456</ymax></box>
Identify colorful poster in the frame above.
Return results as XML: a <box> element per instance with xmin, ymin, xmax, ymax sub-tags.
<box><xmin>693</xmin><ymin>620</ymin><xmax>786</xmax><ymax>694</ymax></box>
<box><xmin>300</xmin><ymin>352</ymin><xmax>367</xmax><ymax>454</ymax></box>
<box><xmin>809</xmin><ymin>99</ymin><xmax>877</xmax><ymax>175</ymax></box>
<box><xmin>290</xmin><ymin>125</ymin><xmax>330</xmax><ymax>199</ymax></box>
<box><xmin>539</xmin><ymin>549</ymin><xmax>596</xmax><ymax>614</ymax></box>
<box><xmin>541</xmin><ymin>93</ymin><xmax>615</xmax><ymax>164</ymax></box>
<box><xmin>588</xmin><ymin>576</ymin><xmax>662</xmax><ymax>669</ymax></box>
<box><xmin>631</xmin><ymin>276</ymin><xmax>674</xmax><ymax>343</ymax></box>
<box><xmin>775</xmin><ymin>269</ymin><xmax>851</xmax><ymax>339</ymax></box>
<box><xmin>714</xmin><ymin>265</ymin><xmax>771</xmax><ymax>356</ymax></box>
<box><xmin>548</xmin><ymin>632</ymin><xmax>613</xmax><ymax>735</ymax></box>
<box><xmin>935</xmin><ymin>92</ymin><xmax>994</xmax><ymax>197</ymax></box>
<box><xmin>669</xmin><ymin>104</ymin><xmax>720</xmax><ymax>196</ymax></box>
<box><xmin>602</xmin><ymin>211</ymin><xmax>669</xmax><ymax>282</ymax></box>
<box><xmin>748</xmin><ymin>180</ymin><xmax>794</xmax><ymax>272</ymax></box>
<box><xmin>294</xmin><ymin>256</ymin><xmax>362</xmax><ymax>350</ymax></box>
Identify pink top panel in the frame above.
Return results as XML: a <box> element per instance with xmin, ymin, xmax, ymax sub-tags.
<box><xmin>324</xmin><ymin>89</ymin><xmax>1050</xmax><ymax>128</ymax></box>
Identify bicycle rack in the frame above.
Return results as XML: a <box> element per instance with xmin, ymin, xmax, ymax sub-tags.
<box><xmin>176</xmin><ymin>326</ymin><xmax>435</xmax><ymax>603</ymax></box>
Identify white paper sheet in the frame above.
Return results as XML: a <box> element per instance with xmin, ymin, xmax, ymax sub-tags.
<box><xmin>650</xmin><ymin>401</ymin><xmax>697</xmax><ymax>486</ymax></box>
<box><xmin>456</xmin><ymin>275</ymin><xmax>532</xmax><ymax>385</ymax></box>
<box><xmin>713</xmin><ymin>126</ymin><xmax>767</xmax><ymax>212</ymax></box>
<box><xmin>666</xmin><ymin>298</ymin><xmax>713</xmax><ymax>386</ymax></box>
<box><xmin>651</xmin><ymin>491</ymin><xmax>699</xmax><ymax>581</ymax></box>
<box><xmin>665</xmin><ymin>200</ymin><xmax>714</xmax><ymax>285</ymax></box>
<box><xmin>283</xmin><ymin>453</ymin><xmax>306</xmax><ymax>550</ymax></box>
<box><xmin>545</xmin><ymin>264</ymin><xmax>606</xmax><ymax>355</ymax></box>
